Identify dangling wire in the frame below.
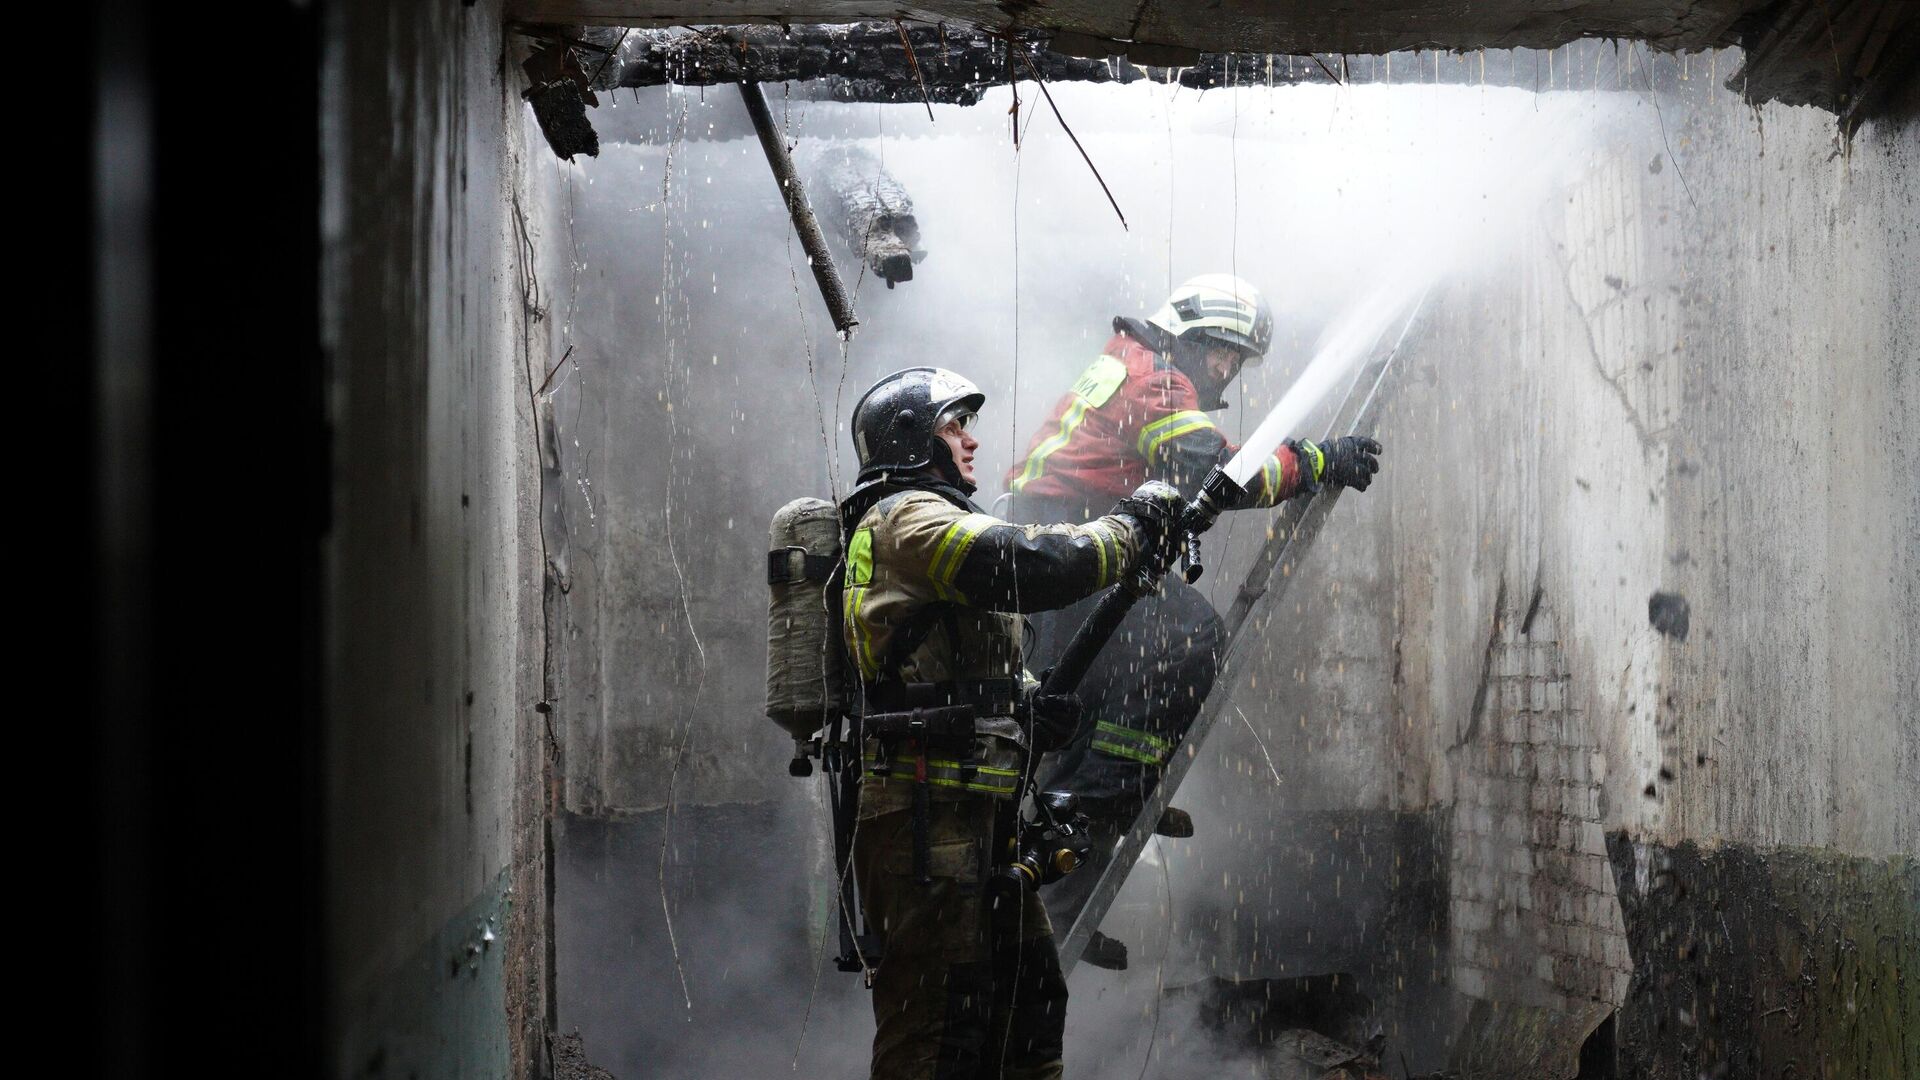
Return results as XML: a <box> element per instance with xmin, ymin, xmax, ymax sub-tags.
<box><xmin>654</xmin><ymin>85</ymin><xmax>701</xmax><ymax>1020</ymax></box>
<box><xmin>1017</xmin><ymin>49</ymin><xmax>1127</xmax><ymax>230</ymax></box>
<box><xmin>896</xmin><ymin>19</ymin><xmax>937</xmax><ymax>122</ymax></box>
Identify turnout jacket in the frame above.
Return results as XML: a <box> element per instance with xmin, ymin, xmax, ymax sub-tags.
<box><xmin>842</xmin><ymin>481</ymin><xmax>1140</xmax><ymax>817</ymax></box>
<box><xmin>1007</xmin><ymin>322</ymin><xmax>1310</xmax><ymax>507</ymax></box>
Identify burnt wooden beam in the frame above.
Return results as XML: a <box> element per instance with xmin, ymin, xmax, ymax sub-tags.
<box><xmin>510</xmin><ymin>12</ymin><xmax>1918</xmax><ymax>160</ymax></box>
<box><xmin>799</xmin><ymin>146</ymin><xmax>926</xmax><ymax>288</ymax></box>
<box><xmin>578</xmin><ymin>25</ymin><xmax>1754</xmax><ymax>102</ymax></box>
<box><xmin>586</xmin><ymin>24</ymin><xmax>1140</xmax><ymax>105</ymax></box>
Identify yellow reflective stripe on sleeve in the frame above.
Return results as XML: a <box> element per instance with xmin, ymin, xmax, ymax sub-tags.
<box><xmin>1135</xmin><ymin>410</ymin><xmax>1217</xmax><ymax>462</ymax></box>
<box><xmin>1298</xmin><ymin>439</ymin><xmax>1327</xmax><ymax>483</ymax></box>
<box><xmin>927</xmin><ymin>513</ymin><xmax>995</xmax><ymax>602</ymax></box>
<box><xmin>1090</xmin><ymin>739</ymin><xmax>1165</xmax><ymax>765</ymax></box>
<box><xmin>1010</xmin><ymin>398</ymin><xmax>1090</xmax><ymax>493</ymax></box>
<box><xmin>1091</xmin><ymin>522</ymin><xmax>1123</xmax><ymax>587</ymax></box>
<box><xmin>1257</xmin><ymin>457</ymin><xmax>1283</xmax><ymax>507</ymax></box>
<box><xmin>1095</xmin><ymin>720</ymin><xmax>1170</xmax><ymax>752</ymax></box>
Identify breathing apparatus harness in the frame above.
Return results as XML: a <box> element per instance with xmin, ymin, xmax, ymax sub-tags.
<box><xmin>766</xmin><ymin>468</ymin><xmax>1102</xmax><ymax>984</ymax></box>
<box><xmin>840</xmin><ymin>480</ymin><xmax>1091</xmax><ymax>911</ymax></box>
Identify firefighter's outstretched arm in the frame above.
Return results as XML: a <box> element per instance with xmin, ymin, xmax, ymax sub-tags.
<box><xmin>888</xmin><ymin>492</ymin><xmax>1143</xmax><ymax>612</ymax></box>
<box><xmin>1129</xmin><ymin>378</ymin><xmax>1297</xmax><ymax>506</ymax></box>
<box><xmin>1131</xmin><ymin>372</ymin><xmax>1384</xmax><ymax>507</ymax></box>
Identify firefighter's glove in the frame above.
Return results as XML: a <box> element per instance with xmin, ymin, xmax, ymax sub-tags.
<box><xmin>1292</xmin><ymin>436</ymin><xmax>1383</xmax><ymax>492</ymax></box>
<box><xmin>1021</xmin><ymin>688</ymin><xmax>1083</xmax><ymax>753</ymax></box>
<box><xmin>1113</xmin><ymin>480</ymin><xmax>1185</xmax><ymax>564</ymax></box>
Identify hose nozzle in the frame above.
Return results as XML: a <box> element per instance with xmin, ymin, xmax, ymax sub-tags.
<box><xmin>1177</xmin><ymin>467</ymin><xmax>1245</xmax><ymax>583</ymax></box>
<box><xmin>1190</xmin><ymin>466</ymin><xmax>1245</xmax><ymax>524</ymax></box>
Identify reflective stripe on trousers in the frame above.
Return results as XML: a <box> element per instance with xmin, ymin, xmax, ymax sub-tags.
<box><xmin>1089</xmin><ymin>720</ymin><xmax>1172</xmax><ymax>766</ymax></box>
<box><xmin>863</xmin><ymin>753</ymin><xmax>1022</xmax><ymax>796</ymax></box>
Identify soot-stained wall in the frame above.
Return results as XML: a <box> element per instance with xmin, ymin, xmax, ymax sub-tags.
<box><xmin>323</xmin><ymin>4</ymin><xmax>564</xmax><ymax>1076</ymax></box>
<box><xmin>1345</xmin><ymin>85</ymin><xmax>1920</xmax><ymax>1074</ymax></box>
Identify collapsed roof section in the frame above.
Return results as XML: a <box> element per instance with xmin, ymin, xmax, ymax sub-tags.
<box><xmin>512</xmin><ymin>0</ymin><xmax>1920</xmax><ymax>119</ymax></box>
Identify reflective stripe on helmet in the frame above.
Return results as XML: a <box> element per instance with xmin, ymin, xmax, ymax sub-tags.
<box><xmin>1135</xmin><ymin>410</ymin><xmax>1217</xmax><ymax>462</ymax></box>
<box><xmin>1146</xmin><ymin>274</ymin><xmax>1273</xmax><ymax>362</ymax></box>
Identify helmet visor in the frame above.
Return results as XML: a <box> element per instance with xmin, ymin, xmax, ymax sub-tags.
<box><xmin>935</xmin><ymin>406</ymin><xmax>979</xmax><ymax>433</ymax></box>
<box><xmin>1192</xmin><ymin>326</ymin><xmax>1265</xmax><ymax>365</ymax></box>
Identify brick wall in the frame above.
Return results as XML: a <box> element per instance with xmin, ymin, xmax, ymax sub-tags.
<box><xmin>1448</xmin><ymin>607</ymin><xmax>1632</xmax><ymax>1015</ymax></box>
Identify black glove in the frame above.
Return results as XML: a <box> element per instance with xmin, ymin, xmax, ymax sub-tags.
<box><xmin>1291</xmin><ymin>436</ymin><xmax>1383</xmax><ymax>492</ymax></box>
<box><xmin>1022</xmin><ymin>687</ymin><xmax>1083</xmax><ymax>753</ymax></box>
<box><xmin>1112</xmin><ymin>479</ymin><xmax>1185</xmax><ymax>560</ymax></box>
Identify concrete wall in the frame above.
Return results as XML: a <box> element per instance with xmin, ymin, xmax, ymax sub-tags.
<box><xmin>322</xmin><ymin>3</ymin><xmax>561</xmax><ymax>1076</ymax></box>
<box><xmin>1187</xmin><ymin>80</ymin><xmax>1920</xmax><ymax>1072</ymax></box>
<box><xmin>1383</xmin><ymin>91</ymin><xmax>1920</xmax><ymax>862</ymax></box>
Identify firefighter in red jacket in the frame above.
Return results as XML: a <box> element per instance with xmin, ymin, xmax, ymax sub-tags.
<box><xmin>1006</xmin><ymin>274</ymin><xmax>1383</xmax><ymax>970</ymax></box>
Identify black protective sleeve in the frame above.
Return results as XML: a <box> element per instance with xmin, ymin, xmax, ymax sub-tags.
<box><xmin>1151</xmin><ymin>429</ymin><xmax>1233</xmax><ymax>497</ymax></box>
<box><xmin>947</xmin><ymin>523</ymin><xmax>1128</xmax><ymax>614</ymax></box>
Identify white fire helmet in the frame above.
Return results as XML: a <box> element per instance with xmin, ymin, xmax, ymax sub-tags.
<box><xmin>1146</xmin><ymin>274</ymin><xmax>1274</xmax><ymax>364</ymax></box>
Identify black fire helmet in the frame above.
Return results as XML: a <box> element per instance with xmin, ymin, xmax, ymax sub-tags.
<box><xmin>850</xmin><ymin>366</ymin><xmax>986</xmax><ymax>491</ymax></box>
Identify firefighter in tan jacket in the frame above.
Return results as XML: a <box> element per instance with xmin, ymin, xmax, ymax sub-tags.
<box><xmin>839</xmin><ymin>366</ymin><xmax>1181</xmax><ymax>1079</ymax></box>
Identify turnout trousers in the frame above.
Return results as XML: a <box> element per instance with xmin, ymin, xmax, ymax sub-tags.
<box><xmin>1032</xmin><ymin>574</ymin><xmax>1223</xmax><ymax>805</ymax></box>
<box><xmin>1023</xmin><ymin>562</ymin><xmax>1224</xmax><ymax>935</ymax></box>
<box><xmin>854</xmin><ymin>799</ymin><xmax>1067</xmax><ymax>1080</ymax></box>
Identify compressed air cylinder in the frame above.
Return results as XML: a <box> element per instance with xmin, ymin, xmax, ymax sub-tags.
<box><xmin>765</xmin><ymin>497</ymin><xmax>848</xmax><ymax>739</ymax></box>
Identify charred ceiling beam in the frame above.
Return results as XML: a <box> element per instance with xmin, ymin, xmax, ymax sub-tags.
<box><xmin>522</xmin><ymin>37</ymin><xmax>604</xmax><ymax>159</ymax></box>
<box><xmin>576</xmin><ymin>25</ymin><xmax>1756</xmax><ymax>104</ymax></box>
<box><xmin>514</xmin><ymin>8</ymin><xmax>1919</xmax><ymax>161</ymax></box>
<box><xmin>580</xmin><ymin>17</ymin><xmax>1920</xmax><ymax>115</ymax></box>
<box><xmin>585</xmin><ymin>24</ymin><xmax>1139</xmax><ymax>105</ymax></box>
<box><xmin>1729</xmin><ymin>0</ymin><xmax>1920</xmax><ymax>127</ymax></box>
